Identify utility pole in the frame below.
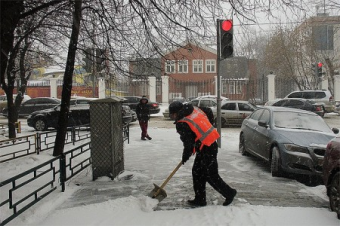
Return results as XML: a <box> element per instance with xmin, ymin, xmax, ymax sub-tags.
<box><xmin>216</xmin><ymin>19</ymin><xmax>222</xmax><ymax>147</ymax></box>
<box><xmin>216</xmin><ymin>19</ymin><xmax>234</xmax><ymax>148</ymax></box>
<box><xmin>92</xmin><ymin>48</ymin><xmax>96</xmax><ymax>97</ymax></box>
<box><xmin>92</xmin><ymin>15</ymin><xmax>96</xmax><ymax>97</ymax></box>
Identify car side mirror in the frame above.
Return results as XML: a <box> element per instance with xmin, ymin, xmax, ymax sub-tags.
<box><xmin>258</xmin><ymin>120</ymin><xmax>268</xmax><ymax>128</ymax></box>
<box><xmin>332</xmin><ymin>128</ymin><xmax>339</xmax><ymax>134</ymax></box>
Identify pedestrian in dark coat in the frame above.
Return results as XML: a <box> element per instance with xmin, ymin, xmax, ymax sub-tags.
<box><xmin>169</xmin><ymin>101</ymin><xmax>237</xmax><ymax>207</ymax></box>
<box><xmin>136</xmin><ymin>96</ymin><xmax>152</xmax><ymax>140</ymax></box>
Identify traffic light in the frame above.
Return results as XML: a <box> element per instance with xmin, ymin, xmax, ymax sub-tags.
<box><xmin>95</xmin><ymin>48</ymin><xmax>106</xmax><ymax>72</ymax></box>
<box><xmin>312</xmin><ymin>63</ymin><xmax>317</xmax><ymax>77</ymax></box>
<box><xmin>317</xmin><ymin>62</ymin><xmax>323</xmax><ymax>77</ymax></box>
<box><xmin>83</xmin><ymin>48</ymin><xmax>93</xmax><ymax>73</ymax></box>
<box><xmin>218</xmin><ymin>19</ymin><xmax>233</xmax><ymax>59</ymax></box>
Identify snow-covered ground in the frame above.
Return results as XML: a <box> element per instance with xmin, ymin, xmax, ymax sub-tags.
<box><xmin>1</xmin><ymin>104</ymin><xmax>339</xmax><ymax>226</ymax></box>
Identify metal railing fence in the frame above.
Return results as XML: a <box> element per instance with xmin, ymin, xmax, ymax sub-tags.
<box><xmin>0</xmin><ymin>142</ymin><xmax>91</xmax><ymax>226</ymax></box>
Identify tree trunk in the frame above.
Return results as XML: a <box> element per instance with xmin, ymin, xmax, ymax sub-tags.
<box><xmin>1</xmin><ymin>1</ymin><xmax>24</xmax><ymax>138</ymax></box>
<box><xmin>53</xmin><ymin>0</ymin><xmax>83</xmax><ymax>156</ymax></box>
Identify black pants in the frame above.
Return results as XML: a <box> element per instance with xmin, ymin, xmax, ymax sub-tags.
<box><xmin>192</xmin><ymin>142</ymin><xmax>234</xmax><ymax>201</ymax></box>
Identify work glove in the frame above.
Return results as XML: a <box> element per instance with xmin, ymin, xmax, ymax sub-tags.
<box><xmin>182</xmin><ymin>150</ymin><xmax>192</xmax><ymax>165</ymax></box>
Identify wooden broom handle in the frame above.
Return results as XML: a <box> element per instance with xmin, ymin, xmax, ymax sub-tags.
<box><xmin>159</xmin><ymin>161</ymin><xmax>182</xmax><ymax>189</ymax></box>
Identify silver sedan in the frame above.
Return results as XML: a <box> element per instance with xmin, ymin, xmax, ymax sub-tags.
<box><xmin>211</xmin><ymin>100</ymin><xmax>257</xmax><ymax>127</ymax></box>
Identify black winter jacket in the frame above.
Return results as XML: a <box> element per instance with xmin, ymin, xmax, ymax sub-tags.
<box><xmin>136</xmin><ymin>97</ymin><xmax>150</xmax><ymax>122</ymax></box>
<box><xmin>175</xmin><ymin>103</ymin><xmax>217</xmax><ymax>159</ymax></box>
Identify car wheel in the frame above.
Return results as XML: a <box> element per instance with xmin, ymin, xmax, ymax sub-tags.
<box><xmin>329</xmin><ymin>172</ymin><xmax>340</xmax><ymax>219</ymax></box>
<box><xmin>220</xmin><ymin>118</ymin><xmax>227</xmax><ymax>127</ymax></box>
<box><xmin>214</xmin><ymin>118</ymin><xmax>226</xmax><ymax>128</ymax></box>
<box><xmin>271</xmin><ymin>146</ymin><xmax>283</xmax><ymax>177</ymax></box>
<box><xmin>34</xmin><ymin>118</ymin><xmax>47</xmax><ymax>131</ymax></box>
<box><xmin>239</xmin><ymin>133</ymin><xmax>248</xmax><ymax>156</ymax></box>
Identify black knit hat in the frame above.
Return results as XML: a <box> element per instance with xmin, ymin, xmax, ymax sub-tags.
<box><xmin>169</xmin><ymin>101</ymin><xmax>183</xmax><ymax>114</ymax></box>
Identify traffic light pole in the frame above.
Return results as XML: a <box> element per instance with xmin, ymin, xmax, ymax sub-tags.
<box><xmin>216</xmin><ymin>19</ymin><xmax>222</xmax><ymax>148</ymax></box>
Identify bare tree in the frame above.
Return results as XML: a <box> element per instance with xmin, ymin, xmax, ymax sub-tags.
<box><xmin>53</xmin><ymin>0</ymin><xmax>82</xmax><ymax>156</ymax></box>
<box><xmin>1</xmin><ymin>0</ymin><xmax>310</xmax><ymax>148</ymax></box>
<box><xmin>1</xmin><ymin>0</ymin><xmax>69</xmax><ymax>138</ymax></box>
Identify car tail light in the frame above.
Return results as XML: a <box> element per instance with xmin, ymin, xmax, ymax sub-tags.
<box><xmin>329</xmin><ymin>96</ymin><xmax>333</xmax><ymax>102</ymax></box>
<box><xmin>151</xmin><ymin>103</ymin><xmax>158</xmax><ymax>107</ymax></box>
<box><xmin>315</xmin><ymin>106</ymin><xmax>322</xmax><ymax>111</ymax></box>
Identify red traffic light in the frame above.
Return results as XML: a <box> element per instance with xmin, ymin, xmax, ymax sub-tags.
<box><xmin>317</xmin><ymin>62</ymin><xmax>323</xmax><ymax>68</ymax></box>
<box><xmin>221</xmin><ymin>20</ymin><xmax>233</xmax><ymax>31</ymax></box>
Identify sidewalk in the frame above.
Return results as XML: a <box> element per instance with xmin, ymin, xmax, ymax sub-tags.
<box><xmin>57</xmin><ymin>126</ymin><xmax>328</xmax><ymax>211</ymax></box>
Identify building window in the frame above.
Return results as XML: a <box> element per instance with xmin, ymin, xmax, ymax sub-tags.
<box><xmin>206</xmin><ymin>60</ymin><xmax>216</xmax><ymax>73</ymax></box>
<box><xmin>227</xmin><ymin>81</ymin><xmax>243</xmax><ymax>94</ymax></box>
<box><xmin>178</xmin><ymin>60</ymin><xmax>188</xmax><ymax>73</ymax></box>
<box><xmin>236</xmin><ymin>81</ymin><xmax>242</xmax><ymax>94</ymax></box>
<box><xmin>165</xmin><ymin>60</ymin><xmax>175</xmax><ymax>73</ymax></box>
<box><xmin>229</xmin><ymin>82</ymin><xmax>235</xmax><ymax>94</ymax></box>
<box><xmin>141</xmin><ymin>84</ymin><xmax>148</xmax><ymax>95</ymax></box>
<box><xmin>156</xmin><ymin>85</ymin><xmax>161</xmax><ymax>95</ymax></box>
<box><xmin>222</xmin><ymin>81</ymin><xmax>228</xmax><ymax>94</ymax></box>
<box><xmin>193</xmin><ymin>60</ymin><xmax>203</xmax><ymax>73</ymax></box>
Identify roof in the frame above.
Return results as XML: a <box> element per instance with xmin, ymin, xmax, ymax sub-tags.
<box><xmin>129</xmin><ymin>58</ymin><xmax>162</xmax><ymax>78</ymax></box>
<box><xmin>163</xmin><ymin>40</ymin><xmax>216</xmax><ymax>56</ymax></box>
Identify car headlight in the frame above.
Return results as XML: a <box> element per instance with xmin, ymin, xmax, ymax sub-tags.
<box><xmin>283</xmin><ymin>144</ymin><xmax>309</xmax><ymax>154</ymax></box>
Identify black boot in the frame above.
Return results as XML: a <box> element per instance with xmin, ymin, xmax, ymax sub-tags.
<box><xmin>223</xmin><ymin>189</ymin><xmax>237</xmax><ymax>206</ymax></box>
<box><xmin>141</xmin><ymin>137</ymin><xmax>146</xmax><ymax>140</ymax></box>
<box><xmin>187</xmin><ymin>199</ymin><xmax>207</xmax><ymax>207</ymax></box>
<box><xmin>146</xmin><ymin>136</ymin><xmax>152</xmax><ymax>140</ymax></box>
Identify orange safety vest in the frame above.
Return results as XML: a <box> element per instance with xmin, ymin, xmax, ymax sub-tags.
<box><xmin>178</xmin><ymin>107</ymin><xmax>220</xmax><ymax>151</ymax></box>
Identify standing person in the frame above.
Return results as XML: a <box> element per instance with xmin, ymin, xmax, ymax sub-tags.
<box><xmin>136</xmin><ymin>96</ymin><xmax>152</xmax><ymax>140</ymax></box>
<box><xmin>169</xmin><ymin>101</ymin><xmax>237</xmax><ymax>207</ymax></box>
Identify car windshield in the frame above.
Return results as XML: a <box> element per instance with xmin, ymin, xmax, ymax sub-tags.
<box><xmin>273</xmin><ymin>111</ymin><xmax>332</xmax><ymax>132</ymax></box>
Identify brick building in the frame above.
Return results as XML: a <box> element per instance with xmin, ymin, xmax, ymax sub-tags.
<box><xmin>129</xmin><ymin>41</ymin><xmax>258</xmax><ymax>103</ymax></box>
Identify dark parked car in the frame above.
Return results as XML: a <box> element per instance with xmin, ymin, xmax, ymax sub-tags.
<box><xmin>323</xmin><ymin>136</ymin><xmax>340</xmax><ymax>219</ymax></box>
<box><xmin>272</xmin><ymin>98</ymin><xmax>325</xmax><ymax>117</ymax></box>
<box><xmin>70</xmin><ymin>97</ymin><xmax>98</xmax><ymax>105</ymax></box>
<box><xmin>27</xmin><ymin>99</ymin><xmax>132</xmax><ymax>131</ymax></box>
<box><xmin>239</xmin><ymin>106</ymin><xmax>338</xmax><ymax>178</ymax></box>
<box><xmin>2</xmin><ymin>97</ymin><xmax>60</xmax><ymax>118</ymax></box>
<box><xmin>131</xmin><ymin>110</ymin><xmax>137</xmax><ymax>122</ymax></box>
<box><xmin>122</xmin><ymin>96</ymin><xmax>160</xmax><ymax>114</ymax></box>
<box><xmin>27</xmin><ymin>105</ymin><xmax>91</xmax><ymax>131</ymax></box>
<box><xmin>70</xmin><ymin>97</ymin><xmax>133</xmax><ymax>124</ymax></box>
<box><xmin>0</xmin><ymin>94</ymin><xmax>31</xmax><ymax>113</ymax></box>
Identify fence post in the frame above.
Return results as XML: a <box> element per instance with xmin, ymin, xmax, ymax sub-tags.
<box><xmin>72</xmin><ymin>127</ymin><xmax>76</xmax><ymax>145</ymax></box>
<box><xmin>161</xmin><ymin>75</ymin><xmax>169</xmax><ymax>104</ymax></box>
<box><xmin>149</xmin><ymin>76</ymin><xmax>156</xmax><ymax>102</ymax></box>
<box><xmin>267</xmin><ymin>73</ymin><xmax>276</xmax><ymax>101</ymax></box>
<box><xmin>36</xmin><ymin>133</ymin><xmax>41</xmax><ymax>154</ymax></box>
<box><xmin>60</xmin><ymin>153</ymin><xmax>66</xmax><ymax>192</ymax></box>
